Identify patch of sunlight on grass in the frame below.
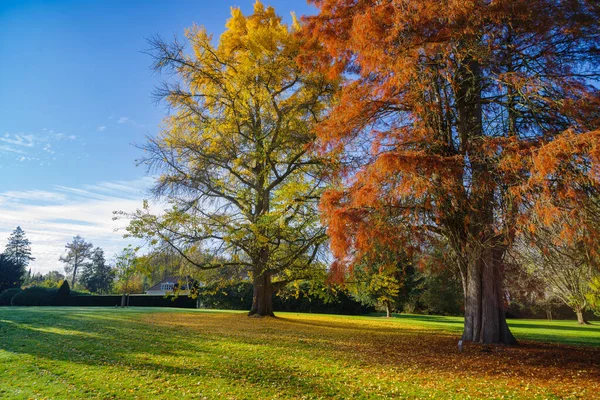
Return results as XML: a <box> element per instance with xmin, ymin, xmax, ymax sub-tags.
<box><xmin>1</xmin><ymin>307</ymin><xmax>599</xmax><ymax>399</ymax></box>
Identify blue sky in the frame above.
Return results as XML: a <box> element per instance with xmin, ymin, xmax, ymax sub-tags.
<box><xmin>0</xmin><ymin>0</ymin><xmax>316</xmax><ymax>273</ymax></box>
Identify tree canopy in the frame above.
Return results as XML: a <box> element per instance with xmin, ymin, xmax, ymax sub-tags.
<box><xmin>4</xmin><ymin>226</ymin><xmax>35</xmax><ymax>270</ymax></box>
<box><xmin>59</xmin><ymin>235</ymin><xmax>94</xmax><ymax>287</ymax></box>
<box><xmin>122</xmin><ymin>1</ymin><xmax>336</xmax><ymax>316</ymax></box>
<box><xmin>80</xmin><ymin>247</ymin><xmax>114</xmax><ymax>294</ymax></box>
<box><xmin>302</xmin><ymin>0</ymin><xmax>600</xmax><ymax>343</ymax></box>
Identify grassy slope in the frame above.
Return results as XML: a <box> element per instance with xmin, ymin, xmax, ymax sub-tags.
<box><xmin>0</xmin><ymin>307</ymin><xmax>599</xmax><ymax>399</ymax></box>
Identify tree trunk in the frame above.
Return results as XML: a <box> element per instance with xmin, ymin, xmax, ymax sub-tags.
<box><xmin>462</xmin><ymin>249</ymin><xmax>517</xmax><ymax>345</ymax></box>
<box><xmin>385</xmin><ymin>300</ymin><xmax>392</xmax><ymax>318</ymax></box>
<box><xmin>546</xmin><ymin>309</ymin><xmax>553</xmax><ymax>321</ymax></box>
<box><xmin>455</xmin><ymin>49</ymin><xmax>517</xmax><ymax>346</ymax></box>
<box><xmin>71</xmin><ymin>266</ymin><xmax>77</xmax><ymax>288</ymax></box>
<box><xmin>248</xmin><ymin>269</ymin><xmax>274</xmax><ymax>317</ymax></box>
<box><xmin>575</xmin><ymin>307</ymin><xmax>587</xmax><ymax>325</ymax></box>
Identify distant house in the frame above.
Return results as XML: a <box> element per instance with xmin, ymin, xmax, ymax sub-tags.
<box><xmin>145</xmin><ymin>276</ymin><xmax>193</xmax><ymax>296</ymax></box>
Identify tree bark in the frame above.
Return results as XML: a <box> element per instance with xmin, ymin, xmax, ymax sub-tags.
<box><xmin>385</xmin><ymin>300</ymin><xmax>392</xmax><ymax>318</ymax></box>
<box><xmin>462</xmin><ymin>248</ymin><xmax>517</xmax><ymax>345</ymax></box>
<box><xmin>463</xmin><ymin>255</ymin><xmax>482</xmax><ymax>342</ymax></box>
<box><xmin>455</xmin><ymin>52</ymin><xmax>517</xmax><ymax>345</ymax></box>
<box><xmin>248</xmin><ymin>268</ymin><xmax>274</xmax><ymax>317</ymax></box>
<box><xmin>575</xmin><ymin>307</ymin><xmax>587</xmax><ymax>325</ymax></box>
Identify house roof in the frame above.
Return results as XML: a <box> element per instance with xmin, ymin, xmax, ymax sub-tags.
<box><xmin>147</xmin><ymin>275</ymin><xmax>192</xmax><ymax>291</ymax></box>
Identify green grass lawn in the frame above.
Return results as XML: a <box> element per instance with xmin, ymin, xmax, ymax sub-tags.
<box><xmin>1</xmin><ymin>307</ymin><xmax>599</xmax><ymax>399</ymax></box>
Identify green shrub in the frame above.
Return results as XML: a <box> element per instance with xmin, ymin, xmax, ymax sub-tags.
<box><xmin>57</xmin><ymin>294</ymin><xmax>197</xmax><ymax>307</ymax></box>
<box><xmin>0</xmin><ymin>288</ymin><xmax>22</xmax><ymax>306</ymax></box>
<box><xmin>57</xmin><ymin>280</ymin><xmax>70</xmax><ymax>296</ymax></box>
<box><xmin>11</xmin><ymin>287</ymin><xmax>58</xmax><ymax>306</ymax></box>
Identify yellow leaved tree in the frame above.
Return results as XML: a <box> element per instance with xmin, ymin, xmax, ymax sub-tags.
<box><xmin>121</xmin><ymin>2</ymin><xmax>335</xmax><ymax>316</ymax></box>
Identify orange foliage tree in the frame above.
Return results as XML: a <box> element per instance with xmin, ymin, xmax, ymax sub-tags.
<box><xmin>302</xmin><ymin>0</ymin><xmax>600</xmax><ymax>344</ymax></box>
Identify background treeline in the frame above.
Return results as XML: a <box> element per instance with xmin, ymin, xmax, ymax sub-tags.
<box><xmin>2</xmin><ymin>226</ymin><xmax>599</xmax><ymax>321</ymax></box>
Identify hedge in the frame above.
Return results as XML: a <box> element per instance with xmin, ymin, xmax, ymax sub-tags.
<box><xmin>5</xmin><ymin>283</ymin><xmax>372</xmax><ymax>315</ymax></box>
<box><xmin>274</xmin><ymin>292</ymin><xmax>371</xmax><ymax>315</ymax></box>
<box><xmin>8</xmin><ymin>288</ymin><xmax>197</xmax><ymax>308</ymax></box>
<box><xmin>56</xmin><ymin>294</ymin><xmax>197</xmax><ymax>308</ymax></box>
<box><xmin>0</xmin><ymin>288</ymin><xmax>22</xmax><ymax>306</ymax></box>
<box><xmin>197</xmin><ymin>283</ymin><xmax>373</xmax><ymax>315</ymax></box>
<box><xmin>10</xmin><ymin>286</ymin><xmax>90</xmax><ymax>306</ymax></box>
<box><xmin>11</xmin><ymin>287</ymin><xmax>59</xmax><ymax>306</ymax></box>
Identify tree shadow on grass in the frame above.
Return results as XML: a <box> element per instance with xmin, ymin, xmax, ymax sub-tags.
<box><xmin>2</xmin><ymin>308</ymin><xmax>600</xmax><ymax>398</ymax></box>
<box><xmin>508</xmin><ymin>321</ymin><xmax>600</xmax><ymax>333</ymax></box>
<box><xmin>155</xmin><ymin>312</ymin><xmax>600</xmax><ymax>375</ymax></box>
<box><xmin>0</xmin><ymin>308</ymin><xmax>358</xmax><ymax>398</ymax></box>
<box><xmin>274</xmin><ymin>315</ymin><xmax>451</xmax><ymax>335</ymax></box>
<box><xmin>390</xmin><ymin>313</ymin><xmax>464</xmax><ymax>326</ymax></box>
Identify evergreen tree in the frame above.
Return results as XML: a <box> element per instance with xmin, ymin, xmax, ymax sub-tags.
<box><xmin>4</xmin><ymin>226</ymin><xmax>35</xmax><ymax>270</ymax></box>
<box><xmin>57</xmin><ymin>279</ymin><xmax>70</xmax><ymax>296</ymax></box>
<box><xmin>0</xmin><ymin>254</ymin><xmax>23</xmax><ymax>291</ymax></box>
<box><xmin>80</xmin><ymin>247</ymin><xmax>114</xmax><ymax>293</ymax></box>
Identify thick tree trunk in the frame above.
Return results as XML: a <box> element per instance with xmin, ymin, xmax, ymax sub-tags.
<box><xmin>546</xmin><ymin>309</ymin><xmax>553</xmax><ymax>321</ymax></box>
<box><xmin>248</xmin><ymin>269</ymin><xmax>274</xmax><ymax>317</ymax></box>
<box><xmin>463</xmin><ymin>256</ymin><xmax>482</xmax><ymax>342</ymax></box>
<box><xmin>385</xmin><ymin>300</ymin><xmax>392</xmax><ymax>318</ymax></box>
<box><xmin>462</xmin><ymin>250</ymin><xmax>517</xmax><ymax>345</ymax></box>
<box><xmin>455</xmin><ymin>50</ymin><xmax>517</xmax><ymax>346</ymax></box>
<box><xmin>575</xmin><ymin>308</ymin><xmax>587</xmax><ymax>325</ymax></box>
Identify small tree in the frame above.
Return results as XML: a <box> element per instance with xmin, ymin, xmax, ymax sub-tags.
<box><xmin>113</xmin><ymin>246</ymin><xmax>140</xmax><ymax>293</ymax></box>
<box><xmin>4</xmin><ymin>226</ymin><xmax>35</xmax><ymax>270</ymax></box>
<box><xmin>352</xmin><ymin>271</ymin><xmax>401</xmax><ymax>318</ymax></box>
<box><xmin>0</xmin><ymin>254</ymin><xmax>23</xmax><ymax>292</ymax></box>
<box><xmin>59</xmin><ymin>235</ymin><xmax>93</xmax><ymax>287</ymax></box>
<box><xmin>348</xmin><ymin>252</ymin><xmax>409</xmax><ymax>318</ymax></box>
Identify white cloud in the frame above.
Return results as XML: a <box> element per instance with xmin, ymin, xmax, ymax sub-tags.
<box><xmin>0</xmin><ymin>144</ymin><xmax>26</xmax><ymax>154</ymax></box>
<box><xmin>0</xmin><ymin>133</ymin><xmax>35</xmax><ymax>148</ymax></box>
<box><xmin>0</xmin><ymin>190</ymin><xmax>68</xmax><ymax>203</ymax></box>
<box><xmin>0</xmin><ymin>177</ymin><xmax>158</xmax><ymax>274</ymax></box>
<box><xmin>97</xmin><ymin>126</ymin><xmax>106</xmax><ymax>132</ymax></box>
<box><xmin>43</xmin><ymin>144</ymin><xmax>54</xmax><ymax>154</ymax></box>
<box><xmin>0</xmin><ymin>130</ymin><xmax>81</xmax><ymax>162</ymax></box>
<box><xmin>118</xmin><ymin>116</ymin><xmax>145</xmax><ymax>129</ymax></box>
